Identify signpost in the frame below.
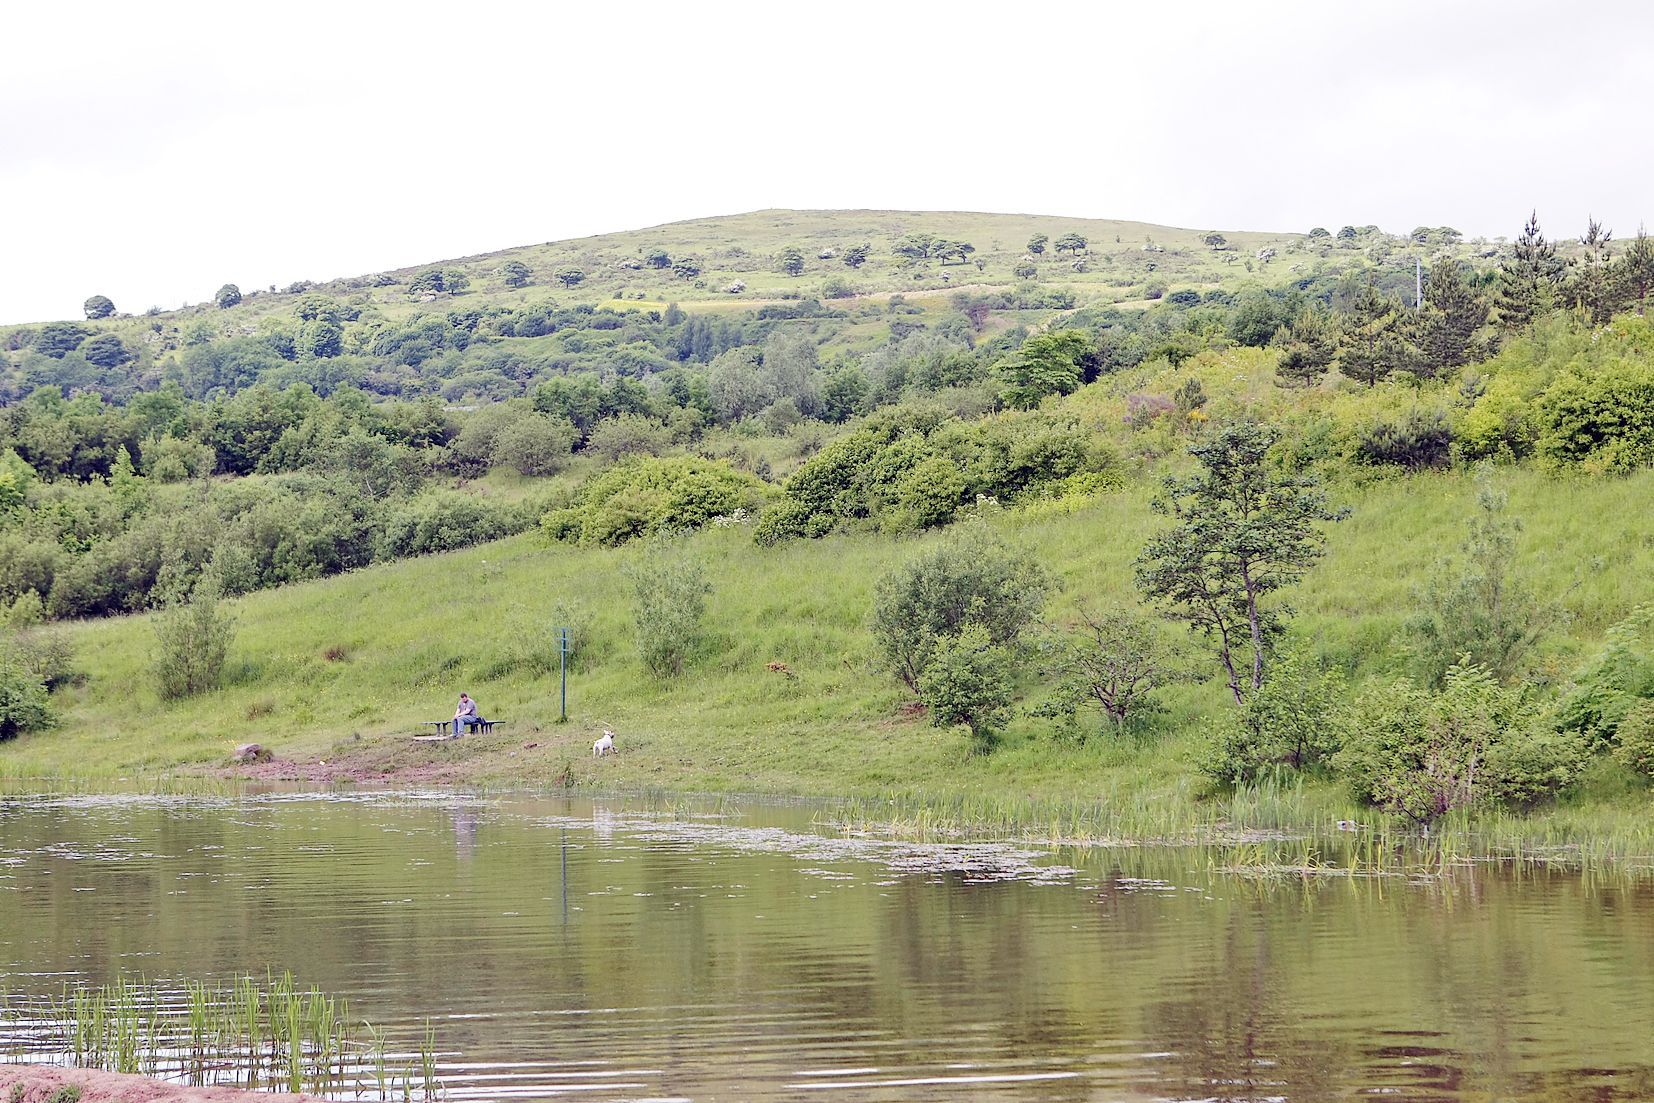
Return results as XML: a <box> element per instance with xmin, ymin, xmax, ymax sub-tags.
<box><xmin>556</xmin><ymin>626</ymin><xmax>572</xmax><ymax>723</ymax></box>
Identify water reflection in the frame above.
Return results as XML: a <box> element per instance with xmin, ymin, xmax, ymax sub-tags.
<box><xmin>1</xmin><ymin>792</ymin><xmax>1653</xmax><ymax>1100</ymax></box>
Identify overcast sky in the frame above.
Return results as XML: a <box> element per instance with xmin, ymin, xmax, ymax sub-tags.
<box><xmin>4</xmin><ymin>0</ymin><xmax>1649</xmax><ymax>323</ymax></box>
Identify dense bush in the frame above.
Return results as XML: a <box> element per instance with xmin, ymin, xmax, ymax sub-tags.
<box><xmin>0</xmin><ymin>644</ymin><xmax>53</xmax><ymax>739</ymax></box>
<box><xmin>151</xmin><ymin>565</ymin><xmax>237</xmax><ymax>700</ymax></box>
<box><xmin>1534</xmin><ymin>358</ymin><xmax>1654</xmax><ymax>472</ymax></box>
<box><xmin>917</xmin><ymin>623</ymin><xmax>1013</xmax><ymax>752</ymax></box>
<box><xmin>1199</xmin><ymin>644</ymin><xmax>1346</xmax><ymax>784</ymax></box>
<box><xmin>542</xmin><ymin>456</ymin><xmax>769</xmax><ymax>547</ymax></box>
<box><xmin>623</xmin><ymin>537</ymin><xmax>710</xmax><ymax>678</ymax></box>
<box><xmin>1357</xmin><ymin>408</ymin><xmax>1454</xmax><ymax>469</ymax></box>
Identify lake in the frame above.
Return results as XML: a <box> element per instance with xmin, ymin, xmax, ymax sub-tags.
<box><xmin>3</xmin><ymin>790</ymin><xmax>1653</xmax><ymax>1101</ymax></box>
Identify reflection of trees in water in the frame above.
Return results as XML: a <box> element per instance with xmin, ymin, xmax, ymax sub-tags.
<box><xmin>1139</xmin><ymin>911</ymin><xmax>1354</xmax><ymax>1102</ymax></box>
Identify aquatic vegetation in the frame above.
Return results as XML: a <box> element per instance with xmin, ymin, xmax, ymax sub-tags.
<box><xmin>0</xmin><ymin>974</ymin><xmax>441</xmax><ymax>1101</ymax></box>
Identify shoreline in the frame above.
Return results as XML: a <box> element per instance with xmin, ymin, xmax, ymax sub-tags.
<box><xmin>0</xmin><ymin>1066</ymin><xmax>322</xmax><ymax>1103</ymax></box>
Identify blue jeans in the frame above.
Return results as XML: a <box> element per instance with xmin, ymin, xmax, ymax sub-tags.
<box><xmin>453</xmin><ymin>714</ymin><xmax>485</xmax><ymax>736</ymax></box>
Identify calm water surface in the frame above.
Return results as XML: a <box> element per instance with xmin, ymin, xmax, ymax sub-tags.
<box><xmin>3</xmin><ymin>790</ymin><xmax>1653</xmax><ymax>1101</ymax></box>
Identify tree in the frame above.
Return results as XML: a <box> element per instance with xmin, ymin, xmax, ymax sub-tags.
<box><xmin>893</xmin><ymin>233</ymin><xmax>934</xmax><ymax>259</ymax></box>
<box><xmin>842</xmin><ymin>243</ymin><xmax>871</xmax><ymax>269</ymax></box>
<box><xmin>1493</xmin><ymin>211</ymin><xmax>1564</xmax><ymax>331</ymax></box>
<box><xmin>34</xmin><ymin>321</ymin><xmax>91</xmax><ymax>358</ymax></box>
<box><xmin>672</xmin><ymin>258</ymin><xmax>702</xmax><ymax>280</ymax></box>
<box><xmin>1026</xmin><ymin>233</ymin><xmax>1048</xmax><ymax>256</ymax></box>
<box><xmin>151</xmin><ymin>563</ymin><xmax>237</xmax><ymax>699</ymax></box>
<box><xmin>1412</xmin><ymin>259</ymin><xmax>1489</xmax><ymax>379</ymax></box>
<box><xmin>1135</xmin><ymin>423</ymin><xmax>1344</xmax><ymax>704</ymax></box>
<box><xmin>83</xmin><ymin>294</ymin><xmax>116</xmax><ymax>320</ymax></box>
<box><xmin>1307</xmin><ymin>227</ymin><xmax>1330</xmax><ymax>239</ymax></box>
<box><xmin>872</xmin><ymin>525</ymin><xmax>1051</xmax><ymax>691</ymax></box>
<box><xmin>1407</xmin><ymin>468</ymin><xmax>1553</xmax><ymax>686</ymax></box>
<box><xmin>1337</xmin><ymin>277</ymin><xmax>1414</xmax><ymax>386</ymax></box>
<box><xmin>0</xmin><ymin>645</ymin><xmax>53</xmax><ymax>741</ymax></box>
<box><xmin>1013</xmin><ymin>260</ymin><xmax>1037</xmax><ymax>280</ymax></box>
<box><xmin>499</xmin><ymin>260</ymin><xmax>532</xmax><ymax>288</ymax></box>
<box><xmin>1622</xmin><ymin>229</ymin><xmax>1654</xmax><ymax>312</ymax></box>
<box><xmin>1273</xmin><ymin>306</ymin><xmax>1337</xmax><ymax>388</ymax></box>
<box><xmin>214</xmin><ymin>284</ymin><xmax>242</xmax><ymax>309</ymax></box>
<box><xmin>492</xmin><ymin>414</ymin><xmax>574</xmax><ymax>476</ymax></box>
<box><xmin>932</xmin><ymin>239</ymin><xmax>976</xmax><ymax>265</ymax></box>
<box><xmin>1203</xmin><ymin>232</ymin><xmax>1228</xmax><ymax>250</ymax></box>
<box><xmin>777</xmin><ymin>246</ymin><xmax>806</xmax><ymax>277</ymax></box>
<box><xmin>644</xmin><ymin>248</ymin><xmax>672</xmax><ymax>269</ymax></box>
<box><xmin>623</xmin><ymin>537</ymin><xmax>710</xmax><ymax>678</ymax></box>
<box><xmin>1054</xmin><ymin>232</ymin><xmax>1088</xmax><ymax>256</ymax></box>
<box><xmin>555</xmin><ymin>268</ymin><xmax>586</xmax><ymax>288</ymax></box>
<box><xmin>994</xmin><ymin>330</ymin><xmax>1095</xmax><ymax>409</ymax></box>
<box><xmin>1039</xmin><ymin>606</ymin><xmax>1198</xmax><ymax>732</ymax></box>
<box><xmin>918</xmin><ymin>623</ymin><xmax>1014</xmax><ymax>752</ymax></box>
<box><xmin>1199</xmin><ymin>641</ymin><xmax>1346</xmax><ymax>783</ymax></box>
<box><xmin>1564</xmin><ymin>218</ymin><xmax>1628</xmax><ymax>324</ymax></box>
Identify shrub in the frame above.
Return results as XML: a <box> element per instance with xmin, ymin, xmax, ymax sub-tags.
<box><xmin>1038</xmin><ymin>606</ymin><xmax>1199</xmax><ymax>734</ymax></box>
<box><xmin>871</xmin><ymin>524</ymin><xmax>1051</xmax><ymax>690</ymax></box>
<box><xmin>491</xmin><ymin>414</ymin><xmax>575</xmax><ymax>476</ymax></box>
<box><xmin>917</xmin><ymin>623</ymin><xmax>1013</xmax><ymax>752</ymax></box>
<box><xmin>1357</xmin><ymin>408</ymin><xmax>1454</xmax><ymax>468</ymax></box>
<box><xmin>1534</xmin><ymin>358</ymin><xmax>1654</xmax><ymax>472</ymax></box>
<box><xmin>545</xmin><ymin>456</ymin><xmax>769</xmax><ymax>547</ymax></box>
<box><xmin>1334</xmin><ymin>664</ymin><xmax>1580</xmax><ymax>823</ymax></box>
<box><xmin>0</xmin><ymin>644</ymin><xmax>53</xmax><ymax>740</ymax></box>
<box><xmin>1610</xmin><ymin>702</ymin><xmax>1654</xmax><ymax>781</ymax></box>
<box><xmin>623</xmin><ymin>537</ymin><xmax>710</xmax><ymax>678</ymax></box>
<box><xmin>376</xmin><ymin>492</ymin><xmax>527</xmax><ymax>559</ymax></box>
<box><xmin>585</xmin><ymin>415</ymin><xmax>673</xmax><ymax>464</ymax></box>
<box><xmin>1555</xmin><ymin>605</ymin><xmax>1654</xmax><ymax>744</ymax></box>
<box><xmin>1198</xmin><ymin>643</ymin><xmax>1345</xmax><ymax>785</ymax></box>
<box><xmin>151</xmin><ymin>565</ymin><xmax>237</xmax><ymax>700</ymax></box>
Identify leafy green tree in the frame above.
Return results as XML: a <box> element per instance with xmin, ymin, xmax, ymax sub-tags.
<box><xmin>672</xmin><ymin>258</ymin><xmax>702</xmax><ymax>279</ymax></box>
<box><xmin>1026</xmin><ymin>233</ymin><xmax>1048</xmax><ymax>256</ymax></box>
<box><xmin>1307</xmin><ymin>227</ymin><xmax>1330</xmax><ymax>239</ymax></box>
<box><xmin>994</xmin><ymin>330</ymin><xmax>1095</xmax><ymax>408</ymax></box>
<box><xmin>443</xmin><ymin>269</ymin><xmax>470</xmax><ymax>294</ymax></box>
<box><xmin>499</xmin><ymin>260</ymin><xmax>533</xmax><ymax>288</ymax></box>
<box><xmin>83</xmin><ymin>294</ymin><xmax>116</xmax><ymax>320</ymax></box>
<box><xmin>554</xmin><ymin>268</ymin><xmax>586</xmax><ymax>288</ymax></box>
<box><xmin>918</xmin><ymin>623</ymin><xmax>1014</xmax><ymax>751</ymax></box>
<box><xmin>214</xmin><ymin>284</ymin><xmax>242</xmax><ymax>309</ymax></box>
<box><xmin>623</xmin><ymin>536</ymin><xmax>710</xmax><ymax>678</ymax></box>
<box><xmin>932</xmin><ymin>240</ymin><xmax>976</xmax><ymax>265</ymax></box>
<box><xmin>1493</xmin><ymin>211</ymin><xmax>1564</xmax><ymax>331</ymax></box>
<box><xmin>297</xmin><ymin>320</ymin><xmax>343</xmax><ymax>359</ymax></box>
<box><xmin>1228</xmin><ymin>290</ymin><xmax>1288</xmax><ymax>347</ymax></box>
<box><xmin>1054</xmin><ymin>232</ymin><xmax>1088</xmax><ymax>256</ymax></box>
<box><xmin>777</xmin><ymin>246</ymin><xmax>806</xmax><ymax>277</ymax></box>
<box><xmin>1610</xmin><ymin>701</ymin><xmax>1654</xmax><ymax>781</ymax></box>
<box><xmin>1407</xmin><ymin>468</ymin><xmax>1553</xmax><ymax>686</ymax></box>
<box><xmin>1013</xmin><ymin>260</ymin><xmax>1037</xmax><ymax>280</ymax></box>
<box><xmin>1203</xmin><ymin>232</ymin><xmax>1228</xmax><ymax>249</ymax></box>
<box><xmin>151</xmin><ymin>563</ymin><xmax>237</xmax><ymax>699</ymax></box>
<box><xmin>821</xmin><ymin>364</ymin><xmax>869</xmax><ymax>422</ymax></box>
<box><xmin>491</xmin><ymin>414</ymin><xmax>574</xmax><ymax>476</ymax></box>
<box><xmin>644</xmin><ymin>248</ymin><xmax>672</xmax><ymax>269</ymax></box>
<box><xmin>1412</xmin><ymin>260</ymin><xmax>1488</xmax><ymax>379</ymax></box>
<box><xmin>872</xmin><ymin>525</ymin><xmax>1051</xmax><ymax>691</ymax></box>
<box><xmin>1273</xmin><ymin>306</ymin><xmax>1337</xmax><ymax>388</ymax></box>
<box><xmin>893</xmin><ymin>233</ymin><xmax>934</xmax><ymax>259</ymax></box>
<box><xmin>408</xmin><ymin>268</ymin><xmax>447</xmax><ymax>294</ymax></box>
<box><xmin>1136</xmin><ymin>423</ymin><xmax>1344</xmax><ymax>704</ymax></box>
<box><xmin>842</xmin><ymin>243</ymin><xmax>871</xmax><ymax>269</ymax></box>
<box><xmin>1039</xmin><ymin>606</ymin><xmax>1198</xmax><ymax>732</ymax></box>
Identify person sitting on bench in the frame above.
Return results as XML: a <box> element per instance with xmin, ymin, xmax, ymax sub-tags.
<box><xmin>452</xmin><ymin>693</ymin><xmax>487</xmax><ymax>736</ymax></box>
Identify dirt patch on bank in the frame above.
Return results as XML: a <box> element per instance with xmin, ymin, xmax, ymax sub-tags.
<box><xmin>0</xmin><ymin>1066</ymin><xmax>320</xmax><ymax>1103</ymax></box>
<box><xmin>221</xmin><ymin>728</ymin><xmax>585</xmax><ymax>788</ymax></box>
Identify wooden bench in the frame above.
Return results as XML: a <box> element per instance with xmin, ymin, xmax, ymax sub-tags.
<box><xmin>415</xmin><ymin>720</ymin><xmax>501</xmax><ymax>739</ymax></box>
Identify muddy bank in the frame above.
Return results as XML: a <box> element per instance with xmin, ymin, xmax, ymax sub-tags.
<box><xmin>0</xmin><ymin>1066</ymin><xmax>320</xmax><ymax>1103</ymax></box>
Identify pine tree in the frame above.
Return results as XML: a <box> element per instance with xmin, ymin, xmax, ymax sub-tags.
<box><xmin>1564</xmin><ymin>218</ymin><xmax>1628</xmax><ymax>324</ymax></box>
<box><xmin>1337</xmin><ymin>279</ymin><xmax>1414</xmax><ymax>387</ymax></box>
<box><xmin>1274</xmin><ymin>307</ymin><xmax>1337</xmax><ymax>388</ymax></box>
<box><xmin>1493</xmin><ymin>211</ymin><xmax>1562</xmax><ymax>331</ymax></box>
<box><xmin>1412</xmin><ymin>260</ymin><xmax>1489</xmax><ymax>380</ymax></box>
<box><xmin>1623</xmin><ymin>229</ymin><xmax>1654</xmax><ymax>313</ymax></box>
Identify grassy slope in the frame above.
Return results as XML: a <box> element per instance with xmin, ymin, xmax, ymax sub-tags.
<box><xmin>6</xmin><ymin>451</ymin><xmax>1650</xmax><ymax>817</ymax></box>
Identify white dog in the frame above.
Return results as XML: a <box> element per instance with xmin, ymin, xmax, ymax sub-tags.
<box><xmin>592</xmin><ymin>730</ymin><xmax>616</xmax><ymax>757</ymax></box>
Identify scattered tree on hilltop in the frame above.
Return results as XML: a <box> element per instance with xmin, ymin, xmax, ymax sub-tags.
<box><xmin>1136</xmin><ymin>423</ymin><xmax>1344</xmax><ymax>704</ymax></box>
<box><xmin>1055</xmin><ymin>232</ymin><xmax>1088</xmax><ymax>256</ymax></box>
<box><xmin>555</xmin><ymin>268</ymin><xmax>586</xmax><ymax>288</ymax></box>
<box><xmin>1564</xmin><ymin>218</ymin><xmax>1621</xmax><ymax>325</ymax></box>
<box><xmin>644</xmin><ymin>248</ymin><xmax>671</xmax><ymax>269</ymax></box>
<box><xmin>1027</xmin><ymin>233</ymin><xmax>1048</xmax><ymax>256</ymax></box>
<box><xmin>83</xmin><ymin>295</ymin><xmax>115</xmax><ymax>320</ymax></box>
<box><xmin>672</xmin><ymin>258</ymin><xmax>702</xmax><ymax>279</ymax></box>
<box><xmin>777</xmin><ymin>246</ymin><xmax>805</xmax><ymax>277</ymax></box>
<box><xmin>893</xmin><ymin>233</ymin><xmax>935</xmax><ymax>259</ymax></box>
<box><xmin>214</xmin><ymin>284</ymin><xmax>242</xmax><ymax>309</ymax></box>
<box><xmin>1203</xmin><ymin>233</ymin><xmax>1228</xmax><ymax>250</ymax></box>
<box><xmin>499</xmin><ymin>260</ymin><xmax>533</xmax><ymax>288</ymax></box>
<box><xmin>842</xmin><ymin>243</ymin><xmax>871</xmax><ymax>269</ymax></box>
<box><xmin>1493</xmin><ymin>211</ymin><xmax>1564</xmax><ymax>331</ymax></box>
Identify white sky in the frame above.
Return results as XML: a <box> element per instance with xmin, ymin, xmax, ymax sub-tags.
<box><xmin>3</xmin><ymin>0</ymin><xmax>1650</xmax><ymax>324</ymax></box>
